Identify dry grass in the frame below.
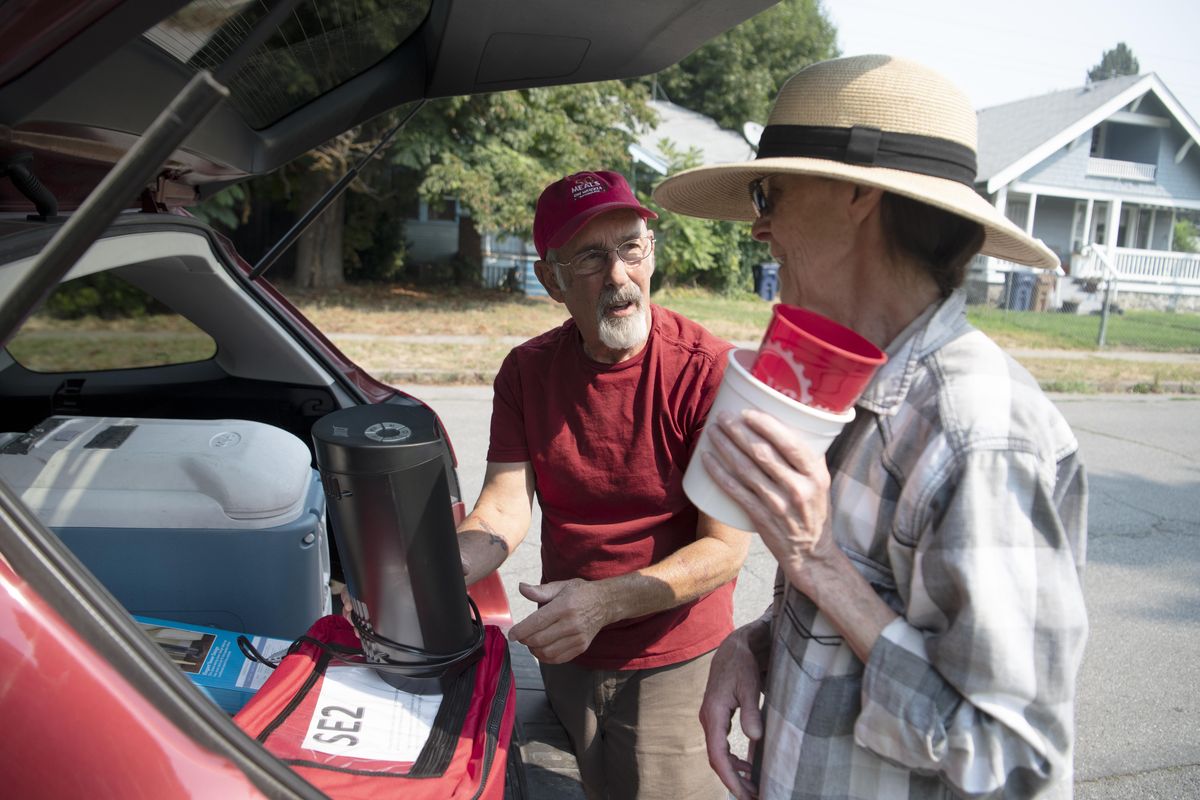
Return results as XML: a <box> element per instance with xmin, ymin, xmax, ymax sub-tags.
<box><xmin>1013</xmin><ymin>355</ymin><xmax>1200</xmax><ymax>394</ymax></box>
<box><xmin>332</xmin><ymin>338</ymin><xmax>518</xmax><ymax>384</ymax></box>
<box><xmin>13</xmin><ymin>283</ymin><xmax>1200</xmax><ymax>393</ymax></box>
<box><xmin>285</xmin><ymin>284</ymin><xmax>571</xmax><ymax>337</ymax></box>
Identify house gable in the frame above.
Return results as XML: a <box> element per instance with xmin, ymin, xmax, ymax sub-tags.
<box><xmin>978</xmin><ymin>74</ymin><xmax>1200</xmax><ymax>200</ymax></box>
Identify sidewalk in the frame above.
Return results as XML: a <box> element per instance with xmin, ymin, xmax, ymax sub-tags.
<box><xmin>1008</xmin><ymin>347</ymin><xmax>1200</xmax><ymax>364</ymax></box>
<box><xmin>329</xmin><ymin>333</ymin><xmax>1200</xmax><ymax>370</ymax></box>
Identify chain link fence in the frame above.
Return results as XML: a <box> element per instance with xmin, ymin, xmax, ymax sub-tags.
<box><xmin>965</xmin><ymin>256</ymin><xmax>1200</xmax><ymax>353</ymax></box>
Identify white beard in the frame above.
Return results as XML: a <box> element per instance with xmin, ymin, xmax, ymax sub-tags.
<box><xmin>596</xmin><ymin>284</ymin><xmax>649</xmax><ymax>350</ymax></box>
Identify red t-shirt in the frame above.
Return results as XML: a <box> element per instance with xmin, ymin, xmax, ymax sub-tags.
<box><xmin>487</xmin><ymin>305</ymin><xmax>735</xmax><ymax>669</ymax></box>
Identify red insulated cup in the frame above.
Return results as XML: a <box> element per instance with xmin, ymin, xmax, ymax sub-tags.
<box><xmin>750</xmin><ymin>305</ymin><xmax>887</xmax><ymax>413</ymax></box>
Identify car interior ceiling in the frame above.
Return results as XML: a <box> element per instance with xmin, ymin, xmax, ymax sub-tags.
<box><xmin>0</xmin><ymin>225</ymin><xmax>348</xmax><ymax>464</ymax></box>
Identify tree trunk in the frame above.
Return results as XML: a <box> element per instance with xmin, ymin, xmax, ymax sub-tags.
<box><xmin>293</xmin><ymin>177</ymin><xmax>346</xmax><ymax>290</ymax></box>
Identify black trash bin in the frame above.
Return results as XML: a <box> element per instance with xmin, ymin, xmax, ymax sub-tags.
<box><xmin>753</xmin><ymin>262</ymin><xmax>780</xmax><ymax>301</ymax></box>
<box><xmin>1004</xmin><ymin>271</ymin><xmax>1037</xmax><ymax>311</ymax></box>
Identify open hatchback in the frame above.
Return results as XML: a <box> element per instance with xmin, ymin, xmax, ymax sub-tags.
<box><xmin>0</xmin><ymin>1</ymin><xmax>776</xmax><ymax>797</ymax></box>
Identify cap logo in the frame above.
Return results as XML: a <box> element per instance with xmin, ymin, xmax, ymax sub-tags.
<box><xmin>570</xmin><ymin>175</ymin><xmax>607</xmax><ymax>201</ymax></box>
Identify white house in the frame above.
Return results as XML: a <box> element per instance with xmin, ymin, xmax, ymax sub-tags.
<box><xmin>970</xmin><ymin>73</ymin><xmax>1200</xmax><ymax>312</ymax></box>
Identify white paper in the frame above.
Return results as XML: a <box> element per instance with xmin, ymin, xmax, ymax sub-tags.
<box><xmin>301</xmin><ymin>666</ymin><xmax>442</xmax><ymax>762</ymax></box>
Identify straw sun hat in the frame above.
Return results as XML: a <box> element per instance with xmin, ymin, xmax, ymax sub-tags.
<box><xmin>652</xmin><ymin>54</ymin><xmax>1058</xmax><ymax>270</ymax></box>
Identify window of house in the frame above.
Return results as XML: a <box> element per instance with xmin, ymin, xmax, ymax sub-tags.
<box><xmin>7</xmin><ymin>272</ymin><xmax>216</xmax><ymax>373</ymax></box>
<box><xmin>422</xmin><ymin>197</ymin><xmax>460</xmax><ymax>222</ymax></box>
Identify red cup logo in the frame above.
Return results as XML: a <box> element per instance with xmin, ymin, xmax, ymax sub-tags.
<box><xmin>755</xmin><ymin>342</ymin><xmax>822</xmax><ymax>408</ymax></box>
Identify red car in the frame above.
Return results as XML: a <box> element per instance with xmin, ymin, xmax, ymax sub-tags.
<box><xmin>0</xmin><ymin>1</ymin><xmax>774</xmax><ymax>797</ymax></box>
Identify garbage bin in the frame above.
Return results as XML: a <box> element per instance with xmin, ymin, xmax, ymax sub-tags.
<box><xmin>753</xmin><ymin>262</ymin><xmax>780</xmax><ymax>301</ymax></box>
<box><xmin>1004</xmin><ymin>270</ymin><xmax>1037</xmax><ymax>311</ymax></box>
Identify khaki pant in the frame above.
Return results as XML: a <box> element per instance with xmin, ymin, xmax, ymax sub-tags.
<box><xmin>540</xmin><ymin>651</ymin><xmax>725</xmax><ymax>800</ymax></box>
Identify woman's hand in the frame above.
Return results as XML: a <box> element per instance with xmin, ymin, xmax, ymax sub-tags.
<box><xmin>701</xmin><ymin>409</ymin><xmax>841</xmax><ymax>592</ymax></box>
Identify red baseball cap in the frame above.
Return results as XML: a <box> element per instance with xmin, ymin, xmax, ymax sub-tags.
<box><xmin>533</xmin><ymin>171</ymin><xmax>657</xmax><ymax>258</ymax></box>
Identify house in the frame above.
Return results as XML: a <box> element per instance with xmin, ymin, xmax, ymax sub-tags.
<box><xmin>969</xmin><ymin>73</ymin><xmax>1200</xmax><ymax>312</ymax></box>
<box><xmin>479</xmin><ymin>99</ymin><xmax>756</xmax><ymax>296</ymax></box>
<box><xmin>628</xmin><ymin>99</ymin><xmax>756</xmax><ymax>179</ymax></box>
<box><xmin>409</xmin><ymin>100</ymin><xmax>755</xmax><ymax>296</ymax></box>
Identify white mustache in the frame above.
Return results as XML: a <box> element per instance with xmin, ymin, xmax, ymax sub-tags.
<box><xmin>598</xmin><ymin>283</ymin><xmax>644</xmax><ymax>315</ymax></box>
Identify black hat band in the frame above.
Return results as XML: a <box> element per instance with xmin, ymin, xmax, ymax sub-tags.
<box><xmin>756</xmin><ymin>124</ymin><xmax>977</xmax><ymax>187</ymax></box>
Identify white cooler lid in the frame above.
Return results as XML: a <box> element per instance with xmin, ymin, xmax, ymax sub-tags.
<box><xmin>0</xmin><ymin>416</ymin><xmax>314</xmax><ymax>530</ymax></box>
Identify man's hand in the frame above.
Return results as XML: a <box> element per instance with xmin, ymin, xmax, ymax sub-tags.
<box><xmin>508</xmin><ymin>579</ymin><xmax>611</xmax><ymax>664</ymax></box>
<box><xmin>700</xmin><ymin>625</ymin><xmax>767</xmax><ymax>800</ymax></box>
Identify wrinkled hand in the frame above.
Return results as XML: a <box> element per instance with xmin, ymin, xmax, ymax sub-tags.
<box><xmin>700</xmin><ymin>627</ymin><xmax>766</xmax><ymax>800</ymax></box>
<box><xmin>702</xmin><ymin>409</ymin><xmax>840</xmax><ymax>591</ymax></box>
<box><xmin>508</xmin><ymin>579</ymin><xmax>610</xmax><ymax>664</ymax></box>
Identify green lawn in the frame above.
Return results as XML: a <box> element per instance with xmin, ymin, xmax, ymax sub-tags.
<box><xmin>967</xmin><ymin>307</ymin><xmax>1200</xmax><ymax>353</ymax></box>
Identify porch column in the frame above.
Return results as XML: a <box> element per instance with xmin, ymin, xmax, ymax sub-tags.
<box><xmin>1105</xmin><ymin>198</ymin><xmax>1122</xmax><ymax>269</ymax></box>
<box><xmin>991</xmin><ymin>187</ymin><xmax>1008</xmax><ymax>282</ymax></box>
<box><xmin>1024</xmin><ymin>193</ymin><xmax>1038</xmax><ymax>235</ymax></box>
<box><xmin>1082</xmin><ymin>199</ymin><xmax>1094</xmax><ymax>247</ymax></box>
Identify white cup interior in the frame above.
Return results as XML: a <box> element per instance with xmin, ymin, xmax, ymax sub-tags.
<box><xmin>683</xmin><ymin>349</ymin><xmax>852</xmax><ymax>532</ymax></box>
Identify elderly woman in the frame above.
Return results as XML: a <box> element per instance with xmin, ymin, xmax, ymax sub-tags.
<box><xmin>653</xmin><ymin>55</ymin><xmax>1088</xmax><ymax>800</ymax></box>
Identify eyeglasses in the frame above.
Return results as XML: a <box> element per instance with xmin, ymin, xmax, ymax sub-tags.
<box><xmin>749</xmin><ymin>177</ymin><xmax>772</xmax><ymax>218</ymax></box>
<box><xmin>551</xmin><ymin>234</ymin><xmax>655</xmax><ymax>277</ymax></box>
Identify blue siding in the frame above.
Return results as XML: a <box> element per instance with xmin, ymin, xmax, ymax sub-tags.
<box><xmin>1030</xmin><ymin>196</ymin><xmax>1075</xmax><ymax>261</ymax></box>
<box><xmin>1019</xmin><ymin>124</ymin><xmax>1200</xmax><ymax>203</ymax></box>
<box><xmin>1107</xmin><ymin>123</ymin><xmax>1159</xmax><ymax>164</ymax></box>
<box><xmin>1150</xmin><ymin>210</ymin><xmax>1172</xmax><ymax>250</ymax></box>
<box><xmin>1157</xmin><ymin>126</ymin><xmax>1200</xmax><ymax>200</ymax></box>
<box><xmin>1023</xmin><ymin>143</ymin><xmax>1091</xmax><ymax>191</ymax></box>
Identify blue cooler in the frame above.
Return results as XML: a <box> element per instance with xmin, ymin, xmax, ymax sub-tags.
<box><xmin>0</xmin><ymin>416</ymin><xmax>331</xmax><ymax>639</ymax></box>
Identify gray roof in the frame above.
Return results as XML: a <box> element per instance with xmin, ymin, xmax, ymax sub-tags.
<box><xmin>975</xmin><ymin>74</ymin><xmax>1146</xmax><ymax>183</ymax></box>
<box><xmin>634</xmin><ymin>99</ymin><xmax>755</xmax><ymax>174</ymax></box>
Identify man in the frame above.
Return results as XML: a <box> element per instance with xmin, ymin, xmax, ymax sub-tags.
<box><xmin>460</xmin><ymin>170</ymin><xmax>748</xmax><ymax>800</ymax></box>
<box><xmin>652</xmin><ymin>56</ymin><xmax>1088</xmax><ymax>799</ymax></box>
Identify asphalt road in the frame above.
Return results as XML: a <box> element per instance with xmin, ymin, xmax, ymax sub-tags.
<box><xmin>405</xmin><ymin>385</ymin><xmax>1200</xmax><ymax>798</ymax></box>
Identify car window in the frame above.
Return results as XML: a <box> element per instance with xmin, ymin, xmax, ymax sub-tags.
<box><xmin>144</xmin><ymin>0</ymin><xmax>433</xmax><ymax>129</ymax></box>
<box><xmin>7</xmin><ymin>272</ymin><xmax>216</xmax><ymax>372</ymax></box>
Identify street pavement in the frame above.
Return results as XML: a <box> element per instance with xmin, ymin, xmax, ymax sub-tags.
<box><xmin>405</xmin><ymin>385</ymin><xmax>1200</xmax><ymax>798</ymax></box>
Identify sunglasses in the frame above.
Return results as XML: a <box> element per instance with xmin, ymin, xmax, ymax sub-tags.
<box><xmin>749</xmin><ymin>177</ymin><xmax>772</xmax><ymax>218</ymax></box>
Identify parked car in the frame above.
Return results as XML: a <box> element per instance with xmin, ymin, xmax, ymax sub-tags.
<box><xmin>0</xmin><ymin>1</ymin><xmax>776</xmax><ymax>796</ymax></box>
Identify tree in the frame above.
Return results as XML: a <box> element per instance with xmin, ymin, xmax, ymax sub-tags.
<box><xmin>649</xmin><ymin>0</ymin><xmax>838</xmax><ymax>129</ymax></box>
<box><xmin>641</xmin><ymin>141</ymin><xmax>769</xmax><ymax>293</ymax></box>
<box><xmin>394</xmin><ymin>82</ymin><xmax>655</xmax><ymax>240</ymax></box>
<box><xmin>1174</xmin><ymin>219</ymin><xmax>1199</xmax><ymax>253</ymax></box>
<box><xmin>1088</xmin><ymin>43</ymin><xmax>1140</xmax><ymax>83</ymax></box>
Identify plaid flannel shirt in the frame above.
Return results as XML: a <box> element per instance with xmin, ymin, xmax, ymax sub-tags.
<box><xmin>757</xmin><ymin>290</ymin><xmax>1089</xmax><ymax>799</ymax></box>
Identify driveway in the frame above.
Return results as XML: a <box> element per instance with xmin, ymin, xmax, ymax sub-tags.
<box><xmin>407</xmin><ymin>386</ymin><xmax>1200</xmax><ymax>798</ymax></box>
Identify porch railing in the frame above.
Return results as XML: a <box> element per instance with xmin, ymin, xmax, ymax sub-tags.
<box><xmin>1086</xmin><ymin>156</ymin><xmax>1157</xmax><ymax>182</ymax></box>
<box><xmin>1072</xmin><ymin>247</ymin><xmax>1200</xmax><ymax>285</ymax></box>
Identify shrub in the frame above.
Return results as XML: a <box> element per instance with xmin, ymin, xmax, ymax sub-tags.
<box><xmin>45</xmin><ymin>272</ymin><xmax>169</xmax><ymax>320</ymax></box>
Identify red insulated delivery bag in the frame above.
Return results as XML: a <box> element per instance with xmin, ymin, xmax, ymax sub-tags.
<box><xmin>234</xmin><ymin>615</ymin><xmax>515</xmax><ymax>799</ymax></box>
